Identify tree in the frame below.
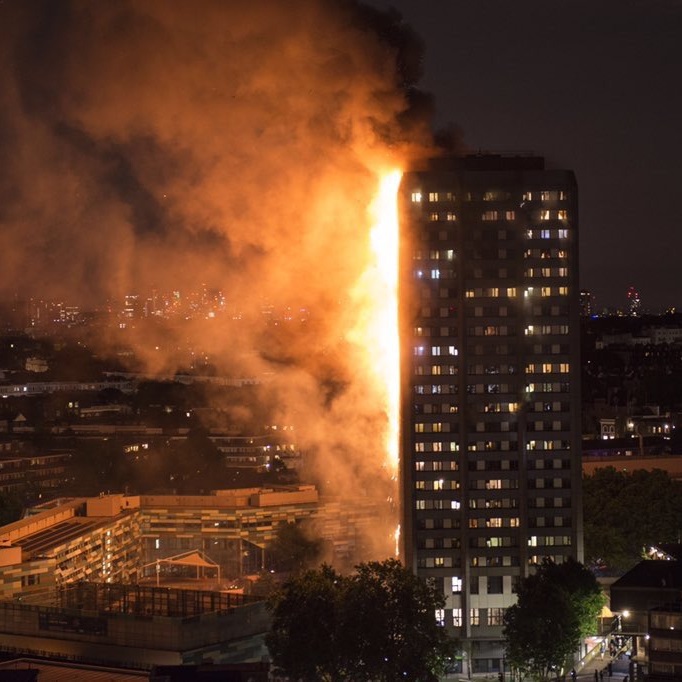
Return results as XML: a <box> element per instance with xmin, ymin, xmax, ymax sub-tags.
<box><xmin>267</xmin><ymin>558</ymin><xmax>454</xmax><ymax>681</ymax></box>
<box><xmin>266</xmin><ymin>564</ymin><xmax>348</xmax><ymax>681</ymax></box>
<box><xmin>503</xmin><ymin>558</ymin><xmax>605</xmax><ymax>682</ymax></box>
<box><xmin>266</xmin><ymin>520</ymin><xmax>323</xmax><ymax>574</ymax></box>
<box><xmin>583</xmin><ymin>467</ymin><xmax>682</xmax><ymax>573</ymax></box>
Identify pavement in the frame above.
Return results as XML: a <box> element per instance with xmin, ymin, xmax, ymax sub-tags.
<box><xmin>573</xmin><ymin>649</ymin><xmax>634</xmax><ymax>682</ymax></box>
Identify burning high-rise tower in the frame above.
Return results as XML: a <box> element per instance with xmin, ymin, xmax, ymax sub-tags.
<box><xmin>399</xmin><ymin>154</ymin><xmax>582</xmax><ymax>675</ymax></box>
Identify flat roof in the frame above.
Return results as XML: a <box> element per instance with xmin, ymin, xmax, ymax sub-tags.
<box><xmin>0</xmin><ymin>658</ymin><xmax>146</xmax><ymax>680</ymax></box>
<box><xmin>15</xmin><ymin>517</ymin><xmax>111</xmax><ymax>559</ymax></box>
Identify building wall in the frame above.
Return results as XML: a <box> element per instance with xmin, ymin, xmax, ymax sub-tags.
<box><xmin>400</xmin><ymin>155</ymin><xmax>582</xmax><ymax>673</ymax></box>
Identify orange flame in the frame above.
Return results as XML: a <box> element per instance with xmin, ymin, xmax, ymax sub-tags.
<box><xmin>370</xmin><ymin>170</ymin><xmax>402</xmax><ymax>475</ymax></box>
<box><xmin>347</xmin><ymin>169</ymin><xmax>402</xmax><ymax>479</ymax></box>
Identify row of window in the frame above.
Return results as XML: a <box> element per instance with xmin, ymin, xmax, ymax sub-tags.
<box><xmin>414</xmin><ymin>403</ymin><xmax>459</xmax><ymax>415</ymax></box>
<box><xmin>525</xmin><ymin>363</ymin><xmax>570</xmax><ymax>373</ymax></box>
<box><xmin>419</xmin><ymin>537</ymin><xmax>460</xmax><ymax>549</ymax></box>
<box><xmin>414</xmin><ymin>345</ymin><xmax>459</xmax><ymax>356</ymax></box>
<box><xmin>426</xmin><ymin>227</ymin><xmax>569</xmax><ymax>242</ymax></box>
<box><xmin>525</xmin><ymin>267</ymin><xmax>569</xmax><ymax>278</ymax></box>
<box><xmin>414</xmin><ymin>249</ymin><xmax>456</xmax><ymax>261</ymax></box>
<box><xmin>425</xmin><ymin>207</ymin><xmax>569</xmax><ymax>226</ymax></box>
<box><xmin>466</xmin><ymin>287</ymin><xmax>517</xmax><ymax>298</ymax></box>
<box><xmin>528</xmin><ymin>228</ymin><xmax>569</xmax><ymax>239</ymax></box>
<box><xmin>413</xmin><ymin>457</ymin><xmax>570</xmax><ymax>473</ymax></box>
<box><xmin>526</xmin><ymin>323</ymin><xmax>570</xmax><ymax>335</ymax></box>
<box><xmin>481</xmin><ymin>210</ymin><xmax>517</xmax><ymax>221</ymax></box>
<box><xmin>415</xmin><ymin>498</ymin><xmax>571</xmax><ymax>513</ymax></box>
<box><xmin>528</xmin><ymin>478</ymin><xmax>571</xmax><ymax>489</ymax></box>
<box><xmin>415</xmin><ymin>268</ymin><xmax>456</xmax><ymax>280</ymax></box>
<box><xmin>469</xmin><ymin>517</ymin><xmax>519</xmax><ymax>529</ymax></box>
<box><xmin>413</xmin><ymin>417</ymin><xmax>564</xmax><ymax>436</ymax></box>
<box><xmin>414</xmin><ymin>365</ymin><xmax>458</xmax><ymax>376</ymax></box>
<box><xmin>410</xmin><ymin>189</ymin><xmax>569</xmax><ymax>204</ymax></box>
<box><xmin>415</xmin><ymin>480</ymin><xmax>460</xmax><ymax>491</ymax></box>
<box><xmin>429</xmin><ymin>212</ymin><xmax>458</xmax><ymax>221</ymax></box>
<box><xmin>414</xmin><ymin>460</ymin><xmax>459</xmax><ymax>471</ymax></box>
<box><xmin>525</xmin><ymin>382</ymin><xmax>571</xmax><ymax>393</ymax></box>
<box><xmin>415</xmin><ymin>499</ymin><xmax>461</xmax><ymax>510</ymax></box>
<box><xmin>525</xmin><ymin>248</ymin><xmax>568</xmax><ymax>259</ymax></box>
<box><xmin>527</xmin><ymin>439</ymin><xmax>571</xmax><ymax>450</ymax></box>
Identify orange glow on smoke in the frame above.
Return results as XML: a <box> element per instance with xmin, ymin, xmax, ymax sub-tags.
<box><xmin>364</xmin><ymin>169</ymin><xmax>402</xmax><ymax>475</ymax></box>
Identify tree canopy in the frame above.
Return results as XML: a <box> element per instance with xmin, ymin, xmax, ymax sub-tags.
<box><xmin>266</xmin><ymin>558</ymin><xmax>455</xmax><ymax>681</ymax></box>
<box><xmin>583</xmin><ymin>467</ymin><xmax>682</xmax><ymax>573</ymax></box>
<box><xmin>266</xmin><ymin>520</ymin><xmax>324</xmax><ymax>574</ymax></box>
<box><xmin>503</xmin><ymin>557</ymin><xmax>605</xmax><ymax>682</ymax></box>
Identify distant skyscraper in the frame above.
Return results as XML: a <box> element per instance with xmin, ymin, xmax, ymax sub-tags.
<box><xmin>399</xmin><ymin>154</ymin><xmax>582</xmax><ymax>676</ymax></box>
<box><xmin>579</xmin><ymin>289</ymin><xmax>593</xmax><ymax>317</ymax></box>
<box><xmin>627</xmin><ymin>286</ymin><xmax>641</xmax><ymax>317</ymax></box>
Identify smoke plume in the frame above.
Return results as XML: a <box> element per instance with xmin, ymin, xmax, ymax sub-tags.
<box><xmin>0</xmin><ymin>0</ymin><xmax>436</xmax><ymax>557</ymax></box>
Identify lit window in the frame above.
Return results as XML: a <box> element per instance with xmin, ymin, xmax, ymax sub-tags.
<box><xmin>452</xmin><ymin>576</ymin><xmax>463</xmax><ymax>592</ymax></box>
<box><xmin>488</xmin><ymin>608</ymin><xmax>505</xmax><ymax>626</ymax></box>
<box><xmin>411</xmin><ymin>191</ymin><xmax>422</xmax><ymax>202</ymax></box>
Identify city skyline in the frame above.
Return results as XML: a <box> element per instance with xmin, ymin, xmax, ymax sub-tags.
<box><xmin>368</xmin><ymin>0</ymin><xmax>682</xmax><ymax>312</ymax></box>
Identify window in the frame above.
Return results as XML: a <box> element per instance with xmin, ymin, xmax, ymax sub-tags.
<box><xmin>435</xmin><ymin>609</ymin><xmax>445</xmax><ymax>626</ymax></box>
<box><xmin>488</xmin><ymin>607</ymin><xmax>505</xmax><ymax>626</ymax></box>
<box><xmin>487</xmin><ymin>576</ymin><xmax>503</xmax><ymax>594</ymax></box>
<box><xmin>411</xmin><ymin>191</ymin><xmax>422</xmax><ymax>202</ymax></box>
<box><xmin>470</xmin><ymin>608</ymin><xmax>480</xmax><ymax>626</ymax></box>
<box><xmin>452</xmin><ymin>608</ymin><xmax>462</xmax><ymax>627</ymax></box>
<box><xmin>452</xmin><ymin>576</ymin><xmax>463</xmax><ymax>592</ymax></box>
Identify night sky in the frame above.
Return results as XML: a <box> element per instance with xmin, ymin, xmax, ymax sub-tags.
<box><xmin>369</xmin><ymin>0</ymin><xmax>682</xmax><ymax>313</ymax></box>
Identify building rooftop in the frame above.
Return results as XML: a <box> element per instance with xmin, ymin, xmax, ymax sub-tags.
<box><xmin>611</xmin><ymin>559</ymin><xmax>682</xmax><ymax>590</ymax></box>
<box><xmin>0</xmin><ymin>658</ymin><xmax>146</xmax><ymax>680</ymax></box>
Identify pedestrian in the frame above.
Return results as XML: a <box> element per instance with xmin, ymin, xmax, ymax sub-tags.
<box><xmin>571</xmin><ymin>669</ymin><xmax>577</xmax><ymax>681</ymax></box>
<box><xmin>607</xmin><ymin>661</ymin><xmax>613</xmax><ymax>676</ymax></box>
<box><xmin>600</xmin><ymin>670</ymin><xmax>604</xmax><ymax>682</ymax></box>
<box><xmin>595</xmin><ymin>669</ymin><xmax>599</xmax><ymax>682</ymax></box>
